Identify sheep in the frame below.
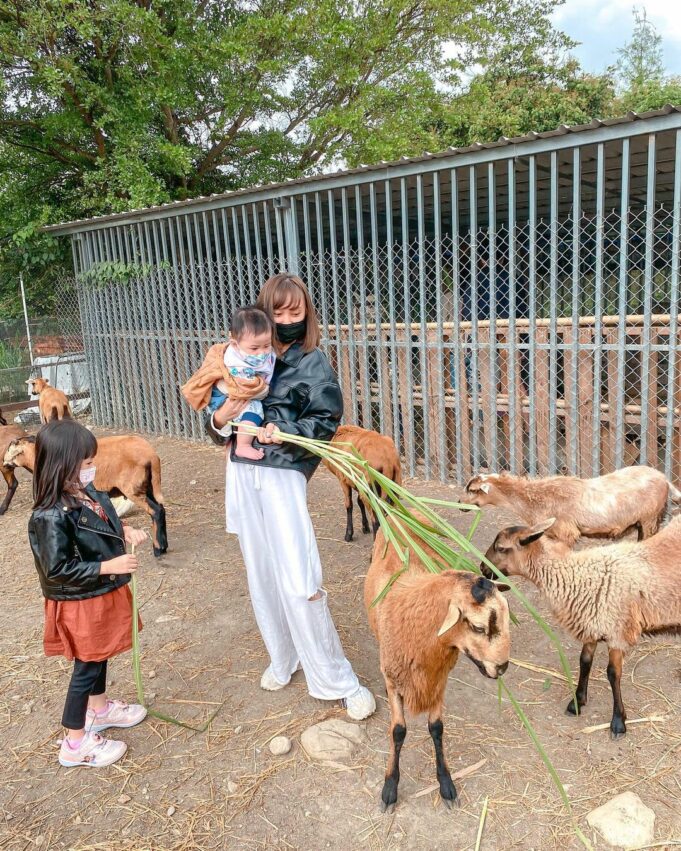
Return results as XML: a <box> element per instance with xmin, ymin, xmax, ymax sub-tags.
<box><xmin>481</xmin><ymin>516</ymin><xmax>681</xmax><ymax>738</ymax></box>
<box><xmin>324</xmin><ymin>424</ymin><xmax>402</xmax><ymax>542</ymax></box>
<box><xmin>0</xmin><ymin>422</ymin><xmax>27</xmax><ymax>515</ymax></box>
<box><xmin>365</xmin><ymin>524</ymin><xmax>511</xmax><ymax>811</ymax></box>
<box><xmin>27</xmin><ymin>377</ymin><xmax>72</xmax><ymax>424</ymax></box>
<box><xmin>4</xmin><ymin>433</ymin><xmax>168</xmax><ymax>556</ymax></box>
<box><xmin>464</xmin><ymin>467</ymin><xmax>681</xmax><ymax>544</ymax></box>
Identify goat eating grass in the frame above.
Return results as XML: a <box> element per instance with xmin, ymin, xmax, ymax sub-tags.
<box><xmin>365</xmin><ymin>523</ymin><xmax>510</xmax><ymax>811</ymax></box>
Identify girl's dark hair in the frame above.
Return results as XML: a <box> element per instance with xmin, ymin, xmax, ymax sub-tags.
<box><xmin>257</xmin><ymin>274</ymin><xmax>321</xmax><ymax>352</ymax></box>
<box><xmin>33</xmin><ymin>420</ymin><xmax>98</xmax><ymax>511</ymax></box>
<box><xmin>230</xmin><ymin>306</ymin><xmax>273</xmax><ymax>340</ymax></box>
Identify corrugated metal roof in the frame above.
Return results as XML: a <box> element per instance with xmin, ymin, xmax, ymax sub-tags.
<box><xmin>44</xmin><ymin>105</ymin><xmax>681</xmax><ymax>234</ymax></box>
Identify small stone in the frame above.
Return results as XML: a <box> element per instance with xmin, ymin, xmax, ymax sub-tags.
<box><xmin>269</xmin><ymin>736</ymin><xmax>292</xmax><ymax>756</ymax></box>
<box><xmin>142</xmin><ymin>787</ymin><xmax>148</xmax><ymax>795</ymax></box>
<box><xmin>148</xmin><ymin>670</ymin><xmax>156</xmax><ymax>679</ymax></box>
<box><xmin>147</xmin><ymin>692</ymin><xmax>156</xmax><ymax>701</ymax></box>
<box><xmin>74</xmin><ymin>815</ymin><xmax>82</xmax><ymax>825</ymax></box>
<box><xmin>121</xmin><ymin>828</ymin><xmax>130</xmax><ymax>837</ymax></box>
<box><xmin>233</xmin><ymin>725</ymin><xmax>242</xmax><ymax>734</ymax></box>
<box><xmin>166</xmin><ymin>806</ymin><xmax>176</xmax><ymax>817</ymax></box>
<box><xmin>118</xmin><ymin>794</ymin><xmax>131</xmax><ymax>805</ymax></box>
<box><xmin>586</xmin><ymin>791</ymin><xmax>655</xmax><ymax>849</ymax></box>
<box><xmin>5</xmin><ymin>814</ymin><xmax>13</xmax><ymax>821</ymax></box>
<box><xmin>300</xmin><ymin>719</ymin><xmax>366</xmax><ymax>762</ymax></box>
<box><xmin>227</xmin><ymin>781</ymin><xmax>238</xmax><ymax>795</ymax></box>
<box><xmin>190</xmin><ymin>480</ymin><xmax>197</xmax><ymax>485</ymax></box>
<box><xmin>35</xmin><ymin>837</ymin><xmax>44</xmax><ymax>847</ymax></box>
<box><xmin>305</xmin><ymin>811</ymin><xmax>311</xmax><ymax>818</ymax></box>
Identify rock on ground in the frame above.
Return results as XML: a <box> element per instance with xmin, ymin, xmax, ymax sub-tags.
<box><xmin>586</xmin><ymin>791</ymin><xmax>656</xmax><ymax>849</ymax></box>
<box><xmin>300</xmin><ymin>719</ymin><xmax>367</xmax><ymax>762</ymax></box>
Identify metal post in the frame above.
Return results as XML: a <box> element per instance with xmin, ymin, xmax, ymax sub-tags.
<box><xmin>664</xmin><ymin>130</ymin><xmax>681</xmax><ymax>481</ymax></box>
<box><xmin>592</xmin><ymin>143</ymin><xmax>605</xmax><ymax>474</ymax></box>
<box><xmin>549</xmin><ymin>151</ymin><xmax>559</xmax><ymax>473</ymax></box>
<box><xmin>19</xmin><ymin>273</ymin><xmax>34</xmax><ymax>365</ymax></box>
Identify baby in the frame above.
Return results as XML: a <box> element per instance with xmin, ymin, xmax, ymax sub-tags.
<box><xmin>181</xmin><ymin>306</ymin><xmax>276</xmax><ymax>460</ymax></box>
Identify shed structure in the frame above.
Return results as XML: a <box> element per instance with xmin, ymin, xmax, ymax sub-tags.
<box><xmin>46</xmin><ymin>106</ymin><xmax>681</xmax><ymax>482</ymax></box>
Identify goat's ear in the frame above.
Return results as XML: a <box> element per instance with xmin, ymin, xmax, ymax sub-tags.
<box><xmin>437</xmin><ymin>598</ymin><xmax>461</xmax><ymax>636</ymax></box>
<box><xmin>519</xmin><ymin>517</ymin><xmax>556</xmax><ymax>546</ymax></box>
<box><xmin>493</xmin><ymin>581</ymin><xmax>511</xmax><ymax>593</ymax></box>
<box><xmin>464</xmin><ymin>476</ymin><xmax>478</xmax><ymax>491</ymax></box>
<box><xmin>480</xmin><ymin>483</ymin><xmax>490</xmax><ymax>494</ymax></box>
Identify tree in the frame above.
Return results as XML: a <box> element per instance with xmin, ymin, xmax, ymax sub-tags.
<box><xmin>0</xmin><ymin>0</ymin><xmax>572</xmax><ymax>314</ymax></box>
<box><xmin>616</xmin><ymin>7</ymin><xmax>664</xmax><ymax>91</ymax></box>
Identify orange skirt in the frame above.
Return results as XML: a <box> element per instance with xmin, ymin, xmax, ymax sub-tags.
<box><xmin>44</xmin><ymin>586</ymin><xmax>142</xmax><ymax>662</ymax></box>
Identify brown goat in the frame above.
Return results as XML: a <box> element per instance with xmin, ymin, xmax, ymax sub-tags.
<box><xmin>482</xmin><ymin>517</ymin><xmax>681</xmax><ymax>738</ymax></box>
<box><xmin>464</xmin><ymin>467</ymin><xmax>681</xmax><ymax>544</ymax></box>
<box><xmin>324</xmin><ymin>425</ymin><xmax>402</xmax><ymax>542</ymax></box>
<box><xmin>365</xmin><ymin>526</ymin><xmax>510</xmax><ymax>810</ymax></box>
<box><xmin>0</xmin><ymin>422</ymin><xmax>27</xmax><ymax>515</ymax></box>
<box><xmin>27</xmin><ymin>377</ymin><xmax>72</xmax><ymax>424</ymax></box>
<box><xmin>4</xmin><ymin>433</ymin><xmax>168</xmax><ymax>556</ymax></box>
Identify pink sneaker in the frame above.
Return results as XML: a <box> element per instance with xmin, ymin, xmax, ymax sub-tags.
<box><xmin>86</xmin><ymin>699</ymin><xmax>147</xmax><ymax>733</ymax></box>
<box><xmin>59</xmin><ymin>732</ymin><xmax>127</xmax><ymax>768</ymax></box>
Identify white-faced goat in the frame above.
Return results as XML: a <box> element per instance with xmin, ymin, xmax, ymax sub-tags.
<box><xmin>481</xmin><ymin>517</ymin><xmax>681</xmax><ymax>738</ymax></box>
<box><xmin>324</xmin><ymin>424</ymin><xmax>402</xmax><ymax>542</ymax></box>
<box><xmin>4</xmin><ymin>434</ymin><xmax>168</xmax><ymax>556</ymax></box>
<box><xmin>365</xmin><ymin>526</ymin><xmax>510</xmax><ymax>811</ymax></box>
<box><xmin>465</xmin><ymin>467</ymin><xmax>681</xmax><ymax>544</ymax></box>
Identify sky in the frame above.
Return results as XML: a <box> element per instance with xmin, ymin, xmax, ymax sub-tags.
<box><xmin>552</xmin><ymin>0</ymin><xmax>681</xmax><ymax>76</ymax></box>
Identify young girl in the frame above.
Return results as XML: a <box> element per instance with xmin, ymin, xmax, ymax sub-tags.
<box><xmin>28</xmin><ymin>419</ymin><xmax>148</xmax><ymax>768</ymax></box>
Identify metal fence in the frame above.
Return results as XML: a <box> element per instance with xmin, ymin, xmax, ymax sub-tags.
<box><xmin>46</xmin><ymin>108</ymin><xmax>681</xmax><ymax>484</ymax></box>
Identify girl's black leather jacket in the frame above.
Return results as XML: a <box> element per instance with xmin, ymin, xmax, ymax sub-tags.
<box><xmin>28</xmin><ymin>486</ymin><xmax>129</xmax><ymax>602</ymax></box>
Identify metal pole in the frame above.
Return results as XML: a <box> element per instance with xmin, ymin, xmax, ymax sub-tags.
<box><xmin>19</xmin><ymin>273</ymin><xmax>34</xmax><ymax>365</ymax></box>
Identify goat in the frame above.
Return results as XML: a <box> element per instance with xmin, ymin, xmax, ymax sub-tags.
<box><xmin>0</xmin><ymin>422</ymin><xmax>27</xmax><ymax>515</ymax></box>
<box><xmin>324</xmin><ymin>425</ymin><xmax>402</xmax><ymax>542</ymax></box>
<box><xmin>4</xmin><ymin>433</ymin><xmax>168</xmax><ymax>556</ymax></box>
<box><xmin>481</xmin><ymin>517</ymin><xmax>681</xmax><ymax>738</ymax></box>
<box><xmin>27</xmin><ymin>377</ymin><xmax>72</xmax><ymax>424</ymax></box>
<box><xmin>365</xmin><ymin>525</ymin><xmax>510</xmax><ymax>810</ymax></box>
<box><xmin>464</xmin><ymin>467</ymin><xmax>681</xmax><ymax>544</ymax></box>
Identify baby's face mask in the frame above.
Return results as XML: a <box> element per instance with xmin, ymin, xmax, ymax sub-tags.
<box><xmin>235</xmin><ymin>329</ymin><xmax>272</xmax><ymax>366</ymax></box>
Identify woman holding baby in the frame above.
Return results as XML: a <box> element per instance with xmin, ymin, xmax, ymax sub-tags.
<box><xmin>199</xmin><ymin>273</ymin><xmax>375</xmax><ymax>720</ymax></box>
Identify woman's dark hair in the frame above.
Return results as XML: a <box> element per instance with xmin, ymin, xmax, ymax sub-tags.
<box><xmin>257</xmin><ymin>274</ymin><xmax>321</xmax><ymax>352</ymax></box>
<box><xmin>229</xmin><ymin>306</ymin><xmax>274</xmax><ymax>340</ymax></box>
<box><xmin>33</xmin><ymin>419</ymin><xmax>98</xmax><ymax>511</ymax></box>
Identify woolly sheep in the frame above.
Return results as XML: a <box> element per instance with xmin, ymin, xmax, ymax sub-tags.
<box><xmin>465</xmin><ymin>467</ymin><xmax>681</xmax><ymax>544</ymax></box>
<box><xmin>481</xmin><ymin>516</ymin><xmax>681</xmax><ymax>738</ymax></box>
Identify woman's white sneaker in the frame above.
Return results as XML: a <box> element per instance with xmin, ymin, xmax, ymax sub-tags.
<box><xmin>58</xmin><ymin>732</ymin><xmax>127</xmax><ymax>768</ymax></box>
<box><xmin>260</xmin><ymin>665</ymin><xmax>290</xmax><ymax>691</ymax></box>
<box><xmin>342</xmin><ymin>686</ymin><xmax>376</xmax><ymax>720</ymax></box>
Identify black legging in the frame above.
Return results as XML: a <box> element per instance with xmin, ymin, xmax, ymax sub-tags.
<box><xmin>62</xmin><ymin>659</ymin><xmax>108</xmax><ymax>730</ymax></box>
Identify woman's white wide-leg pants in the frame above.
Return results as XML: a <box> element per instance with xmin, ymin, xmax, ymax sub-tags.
<box><xmin>226</xmin><ymin>460</ymin><xmax>360</xmax><ymax>700</ymax></box>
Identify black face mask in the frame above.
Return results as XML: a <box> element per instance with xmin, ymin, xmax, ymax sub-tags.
<box><xmin>276</xmin><ymin>320</ymin><xmax>306</xmax><ymax>344</ymax></box>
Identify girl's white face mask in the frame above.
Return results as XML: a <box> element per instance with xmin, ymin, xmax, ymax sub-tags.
<box><xmin>79</xmin><ymin>466</ymin><xmax>97</xmax><ymax>486</ymax></box>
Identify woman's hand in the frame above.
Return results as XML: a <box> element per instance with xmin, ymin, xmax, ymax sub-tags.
<box><xmin>213</xmin><ymin>397</ymin><xmax>249</xmax><ymax>429</ymax></box>
<box><xmin>257</xmin><ymin>424</ymin><xmax>284</xmax><ymax>445</ymax></box>
<box><xmin>102</xmin><ymin>554</ymin><xmax>138</xmax><ymax>575</ymax></box>
<box><xmin>124</xmin><ymin>527</ymin><xmax>148</xmax><ymax>548</ymax></box>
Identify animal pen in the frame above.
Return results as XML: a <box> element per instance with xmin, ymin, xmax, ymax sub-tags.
<box><xmin>46</xmin><ymin>106</ymin><xmax>681</xmax><ymax>484</ymax></box>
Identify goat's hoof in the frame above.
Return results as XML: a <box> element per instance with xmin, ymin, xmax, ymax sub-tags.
<box><xmin>361</xmin><ymin>525</ymin><xmax>370</xmax><ymax>535</ymax></box>
<box><xmin>380</xmin><ymin>779</ymin><xmax>398</xmax><ymax>813</ymax></box>
<box><xmin>153</xmin><ymin>548</ymin><xmax>163</xmax><ymax>558</ymax></box>
<box><xmin>610</xmin><ymin>721</ymin><xmax>627</xmax><ymax>740</ymax></box>
<box><xmin>439</xmin><ymin>777</ymin><xmax>458</xmax><ymax>807</ymax></box>
<box><xmin>565</xmin><ymin>699</ymin><xmax>584</xmax><ymax>716</ymax></box>
<box><xmin>344</xmin><ymin>534</ymin><xmax>353</xmax><ymax>543</ymax></box>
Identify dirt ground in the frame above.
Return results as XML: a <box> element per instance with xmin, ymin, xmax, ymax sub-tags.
<box><xmin>1</xmin><ymin>429</ymin><xmax>680</xmax><ymax>851</ymax></box>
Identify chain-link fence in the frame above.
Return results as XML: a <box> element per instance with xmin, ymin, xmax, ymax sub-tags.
<box><xmin>0</xmin><ymin>286</ymin><xmax>87</xmax><ymax>420</ymax></box>
<box><xmin>65</xmin><ymin>198</ymin><xmax>681</xmax><ymax>484</ymax></box>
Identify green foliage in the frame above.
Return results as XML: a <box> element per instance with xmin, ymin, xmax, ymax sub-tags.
<box><xmin>0</xmin><ymin>338</ymin><xmax>26</xmax><ymax>369</ymax></box>
<box><xmin>616</xmin><ymin>7</ymin><xmax>664</xmax><ymax>90</ymax></box>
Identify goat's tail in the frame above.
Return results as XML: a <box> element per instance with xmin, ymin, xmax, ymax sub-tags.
<box><xmin>0</xmin><ymin>408</ymin><xmax>6</xmax><ymax>427</ymax></box>
<box><xmin>49</xmin><ymin>406</ymin><xmax>59</xmax><ymax>421</ymax></box>
<box><xmin>669</xmin><ymin>483</ymin><xmax>681</xmax><ymax>504</ymax></box>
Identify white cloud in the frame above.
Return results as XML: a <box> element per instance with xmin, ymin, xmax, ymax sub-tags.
<box><xmin>554</xmin><ymin>0</ymin><xmax>681</xmax><ymax>45</ymax></box>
